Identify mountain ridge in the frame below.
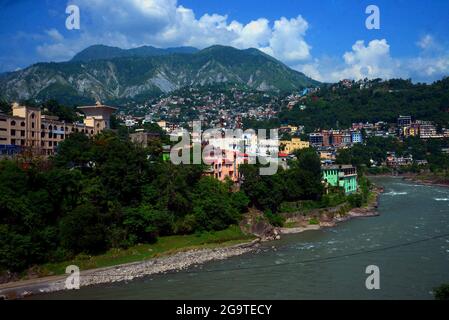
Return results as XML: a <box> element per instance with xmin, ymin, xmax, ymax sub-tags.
<box><xmin>71</xmin><ymin>44</ymin><xmax>200</xmax><ymax>62</ymax></box>
<box><xmin>0</xmin><ymin>45</ymin><xmax>320</xmax><ymax>105</ymax></box>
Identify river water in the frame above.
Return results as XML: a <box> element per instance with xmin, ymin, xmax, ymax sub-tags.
<box><xmin>35</xmin><ymin>177</ymin><xmax>449</xmax><ymax>300</ymax></box>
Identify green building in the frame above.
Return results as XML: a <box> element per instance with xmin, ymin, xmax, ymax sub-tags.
<box><xmin>322</xmin><ymin>165</ymin><xmax>358</xmax><ymax>194</ymax></box>
<box><xmin>162</xmin><ymin>145</ymin><xmax>171</xmax><ymax>161</ymax></box>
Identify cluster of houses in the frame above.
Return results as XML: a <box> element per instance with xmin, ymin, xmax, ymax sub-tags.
<box><xmin>397</xmin><ymin>115</ymin><xmax>449</xmax><ymax>139</ymax></box>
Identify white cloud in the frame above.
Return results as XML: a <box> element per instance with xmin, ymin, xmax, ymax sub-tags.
<box><xmin>330</xmin><ymin>39</ymin><xmax>400</xmax><ymax>81</ymax></box>
<box><xmin>27</xmin><ymin>1</ymin><xmax>449</xmax><ymax>83</ymax></box>
<box><xmin>261</xmin><ymin>16</ymin><xmax>311</xmax><ymax>63</ymax></box>
<box><xmin>36</xmin><ymin>0</ymin><xmax>311</xmax><ymax>66</ymax></box>
<box><xmin>45</xmin><ymin>29</ymin><xmax>64</xmax><ymax>42</ymax></box>
<box><xmin>417</xmin><ymin>34</ymin><xmax>435</xmax><ymax>50</ymax></box>
<box><xmin>294</xmin><ymin>37</ymin><xmax>449</xmax><ymax>83</ymax></box>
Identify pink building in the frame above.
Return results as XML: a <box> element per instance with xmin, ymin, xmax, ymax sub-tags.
<box><xmin>204</xmin><ymin>150</ymin><xmax>247</xmax><ymax>182</ymax></box>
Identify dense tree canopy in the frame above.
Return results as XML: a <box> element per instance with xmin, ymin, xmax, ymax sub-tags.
<box><xmin>280</xmin><ymin>78</ymin><xmax>449</xmax><ymax>132</ymax></box>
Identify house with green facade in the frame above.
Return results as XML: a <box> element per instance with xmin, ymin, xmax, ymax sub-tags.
<box><xmin>322</xmin><ymin>164</ymin><xmax>358</xmax><ymax>194</ymax></box>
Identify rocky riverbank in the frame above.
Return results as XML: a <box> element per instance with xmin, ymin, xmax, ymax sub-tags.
<box><xmin>402</xmin><ymin>176</ymin><xmax>449</xmax><ymax>188</ymax></box>
<box><xmin>0</xmin><ymin>239</ymin><xmax>261</xmax><ymax>300</ymax></box>
<box><xmin>0</xmin><ymin>188</ymin><xmax>384</xmax><ymax>300</ymax></box>
<box><xmin>279</xmin><ymin>186</ymin><xmax>383</xmax><ymax>234</ymax></box>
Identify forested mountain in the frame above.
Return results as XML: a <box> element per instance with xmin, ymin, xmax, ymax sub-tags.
<box><xmin>279</xmin><ymin>78</ymin><xmax>449</xmax><ymax>130</ymax></box>
<box><xmin>71</xmin><ymin>44</ymin><xmax>199</xmax><ymax>62</ymax></box>
<box><xmin>0</xmin><ymin>45</ymin><xmax>319</xmax><ymax>105</ymax></box>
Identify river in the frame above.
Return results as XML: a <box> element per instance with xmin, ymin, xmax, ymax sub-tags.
<box><xmin>33</xmin><ymin>177</ymin><xmax>449</xmax><ymax>300</ymax></box>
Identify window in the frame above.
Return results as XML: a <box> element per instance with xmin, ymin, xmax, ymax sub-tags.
<box><xmin>0</xmin><ymin>137</ymin><xmax>6</xmax><ymax>141</ymax></box>
<box><xmin>31</xmin><ymin>132</ymin><xmax>35</xmax><ymax>138</ymax></box>
<box><xmin>49</xmin><ymin>125</ymin><xmax>53</xmax><ymax>131</ymax></box>
<box><xmin>60</xmin><ymin>126</ymin><xmax>64</xmax><ymax>131</ymax></box>
<box><xmin>11</xmin><ymin>120</ymin><xmax>16</xmax><ymax>126</ymax></box>
<box><xmin>20</xmin><ymin>130</ymin><xmax>25</xmax><ymax>137</ymax></box>
<box><xmin>49</xmin><ymin>141</ymin><xmax>52</xmax><ymax>146</ymax></box>
<box><xmin>20</xmin><ymin>140</ymin><xmax>24</xmax><ymax>146</ymax></box>
<box><xmin>31</xmin><ymin>122</ymin><xmax>35</xmax><ymax>129</ymax></box>
<box><xmin>41</xmin><ymin>124</ymin><xmax>45</xmax><ymax>129</ymax></box>
<box><xmin>31</xmin><ymin>113</ymin><xmax>35</xmax><ymax>119</ymax></box>
<box><xmin>0</xmin><ymin>128</ymin><xmax>5</xmax><ymax>131</ymax></box>
<box><xmin>20</xmin><ymin>122</ymin><xmax>25</xmax><ymax>127</ymax></box>
<box><xmin>41</xmin><ymin>132</ymin><xmax>45</xmax><ymax>138</ymax></box>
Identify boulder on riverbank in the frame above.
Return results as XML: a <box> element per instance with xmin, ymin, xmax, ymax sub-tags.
<box><xmin>239</xmin><ymin>208</ymin><xmax>280</xmax><ymax>241</ymax></box>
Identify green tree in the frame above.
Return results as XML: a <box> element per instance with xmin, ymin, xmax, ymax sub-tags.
<box><xmin>59</xmin><ymin>203</ymin><xmax>107</xmax><ymax>255</ymax></box>
<box><xmin>434</xmin><ymin>284</ymin><xmax>449</xmax><ymax>300</ymax></box>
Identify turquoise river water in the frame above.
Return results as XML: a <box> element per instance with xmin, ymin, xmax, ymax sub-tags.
<box><xmin>33</xmin><ymin>177</ymin><xmax>449</xmax><ymax>299</ymax></box>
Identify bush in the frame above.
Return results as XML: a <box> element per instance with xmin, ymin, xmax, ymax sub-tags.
<box><xmin>434</xmin><ymin>284</ymin><xmax>449</xmax><ymax>300</ymax></box>
<box><xmin>347</xmin><ymin>193</ymin><xmax>364</xmax><ymax>208</ymax></box>
<box><xmin>264</xmin><ymin>210</ymin><xmax>285</xmax><ymax>227</ymax></box>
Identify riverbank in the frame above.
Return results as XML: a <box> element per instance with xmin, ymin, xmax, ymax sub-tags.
<box><xmin>402</xmin><ymin>175</ymin><xmax>449</xmax><ymax>188</ymax></box>
<box><xmin>0</xmin><ymin>188</ymin><xmax>383</xmax><ymax>300</ymax></box>
<box><xmin>0</xmin><ymin>239</ymin><xmax>261</xmax><ymax>300</ymax></box>
<box><xmin>279</xmin><ymin>187</ymin><xmax>382</xmax><ymax>234</ymax></box>
<box><xmin>366</xmin><ymin>171</ymin><xmax>449</xmax><ymax>188</ymax></box>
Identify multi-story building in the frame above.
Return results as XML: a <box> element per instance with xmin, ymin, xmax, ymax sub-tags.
<box><xmin>309</xmin><ymin>133</ymin><xmax>324</xmax><ymax>146</ymax></box>
<box><xmin>351</xmin><ymin>131</ymin><xmax>363</xmax><ymax>144</ymax></box>
<box><xmin>397</xmin><ymin>115</ymin><xmax>412</xmax><ymax>128</ymax></box>
<box><xmin>322</xmin><ymin>130</ymin><xmax>331</xmax><ymax>146</ymax></box>
<box><xmin>330</xmin><ymin>130</ymin><xmax>343</xmax><ymax>146</ymax></box>
<box><xmin>322</xmin><ymin>164</ymin><xmax>358</xmax><ymax>194</ymax></box>
<box><xmin>418</xmin><ymin>121</ymin><xmax>438</xmax><ymax>139</ymax></box>
<box><xmin>280</xmin><ymin>137</ymin><xmax>309</xmax><ymax>154</ymax></box>
<box><xmin>342</xmin><ymin>133</ymin><xmax>352</xmax><ymax>145</ymax></box>
<box><xmin>402</xmin><ymin>123</ymin><xmax>420</xmax><ymax>137</ymax></box>
<box><xmin>0</xmin><ymin>102</ymin><xmax>116</xmax><ymax>157</ymax></box>
<box><xmin>203</xmin><ymin>150</ymin><xmax>247</xmax><ymax>182</ymax></box>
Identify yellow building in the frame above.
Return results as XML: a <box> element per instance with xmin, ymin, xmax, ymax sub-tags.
<box><xmin>280</xmin><ymin>137</ymin><xmax>310</xmax><ymax>154</ymax></box>
<box><xmin>0</xmin><ymin>102</ymin><xmax>116</xmax><ymax>157</ymax></box>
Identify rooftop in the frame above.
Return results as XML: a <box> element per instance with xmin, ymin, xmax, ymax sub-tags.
<box><xmin>322</xmin><ymin>164</ymin><xmax>355</xmax><ymax>170</ymax></box>
<box><xmin>77</xmin><ymin>101</ymin><xmax>117</xmax><ymax>111</ymax></box>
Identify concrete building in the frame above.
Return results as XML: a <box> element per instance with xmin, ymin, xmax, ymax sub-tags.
<box><xmin>129</xmin><ymin>130</ymin><xmax>161</xmax><ymax>147</ymax></box>
<box><xmin>0</xmin><ymin>102</ymin><xmax>116</xmax><ymax>157</ymax></box>
<box><xmin>280</xmin><ymin>137</ymin><xmax>310</xmax><ymax>154</ymax></box>
<box><xmin>322</xmin><ymin>164</ymin><xmax>358</xmax><ymax>194</ymax></box>
<box><xmin>397</xmin><ymin>115</ymin><xmax>412</xmax><ymax>128</ymax></box>
<box><xmin>77</xmin><ymin>101</ymin><xmax>116</xmax><ymax>134</ymax></box>
<box><xmin>203</xmin><ymin>150</ymin><xmax>247</xmax><ymax>182</ymax></box>
<box><xmin>309</xmin><ymin>133</ymin><xmax>324</xmax><ymax>146</ymax></box>
<box><xmin>351</xmin><ymin>131</ymin><xmax>363</xmax><ymax>144</ymax></box>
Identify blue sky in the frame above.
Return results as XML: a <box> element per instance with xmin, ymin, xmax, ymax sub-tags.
<box><xmin>0</xmin><ymin>0</ymin><xmax>448</xmax><ymax>82</ymax></box>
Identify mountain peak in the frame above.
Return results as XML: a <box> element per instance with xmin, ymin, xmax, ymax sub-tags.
<box><xmin>1</xmin><ymin>44</ymin><xmax>320</xmax><ymax>105</ymax></box>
